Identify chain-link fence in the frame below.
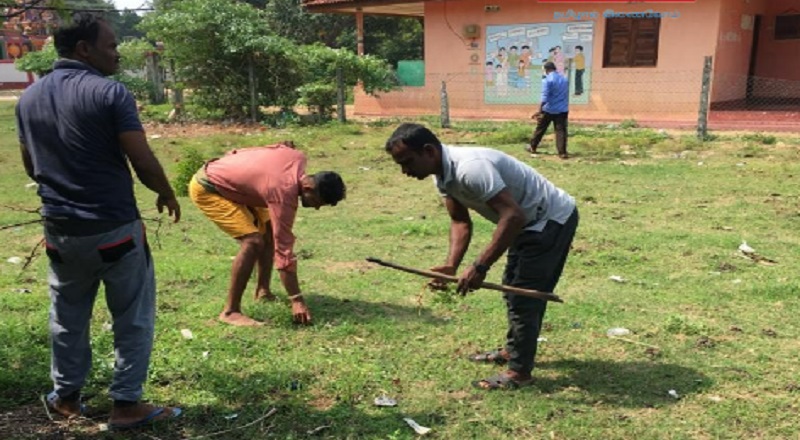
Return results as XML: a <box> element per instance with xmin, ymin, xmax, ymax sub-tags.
<box><xmin>711</xmin><ymin>72</ymin><xmax>800</xmax><ymax>111</ymax></box>
<box><xmin>354</xmin><ymin>58</ymin><xmax>800</xmax><ymax>134</ymax></box>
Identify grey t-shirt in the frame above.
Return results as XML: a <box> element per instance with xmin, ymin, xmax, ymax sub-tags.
<box><xmin>434</xmin><ymin>145</ymin><xmax>575</xmax><ymax>231</ymax></box>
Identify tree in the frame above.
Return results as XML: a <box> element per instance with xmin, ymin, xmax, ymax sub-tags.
<box><xmin>140</xmin><ymin>0</ymin><xmax>305</xmax><ymax>118</ymax></box>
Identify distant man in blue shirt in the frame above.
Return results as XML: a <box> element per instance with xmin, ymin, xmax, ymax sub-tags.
<box><xmin>528</xmin><ymin>61</ymin><xmax>570</xmax><ymax>159</ymax></box>
<box><xmin>16</xmin><ymin>13</ymin><xmax>181</xmax><ymax>429</ymax></box>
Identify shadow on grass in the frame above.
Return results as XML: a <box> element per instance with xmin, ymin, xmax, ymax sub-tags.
<box><xmin>533</xmin><ymin>358</ymin><xmax>712</xmax><ymax>408</ymax></box>
<box><xmin>1</xmin><ymin>368</ymin><xmax>434</xmax><ymax>439</ymax></box>
<box><xmin>261</xmin><ymin>293</ymin><xmax>448</xmax><ymax>328</ymax></box>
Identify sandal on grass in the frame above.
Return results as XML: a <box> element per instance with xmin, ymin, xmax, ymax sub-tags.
<box><xmin>471</xmin><ymin>373</ymin><xmax>533</xmax><ymax>391</ymax></box>
<box><xmin>110</xmin><ymin>406</ymin><xmax>183</xmax><ymax>431</ymax></box>
<box><xmin>45</xmin><ymin>391</ymin><xmax>86</xmax><ymax>418</ymax></box>
<box><xmin>467</xmin><ymin>348</ymin><xmax>509</xmax><ymax>365</ymax></box>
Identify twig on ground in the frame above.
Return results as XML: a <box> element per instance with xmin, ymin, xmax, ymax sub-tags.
<box><xmin>609</xmin><ymin>336</ymin><xmax>660</xmax><ymax>350</ymax></box>
<box><xmin>20</xmin><ymin>237</ymin><xmax>45</xmax><ymax>272</ymax></box>
<box><xmin>0</xmin><ymin>219</ymin><xmax>42</xmax><ymax>231</ymax></box>
<box><xmin>182</xmin><ymin>407</ymin><xmax>278</xmax><ymax>440</ymax></box>
<box><xmin>1</xmin><ymin>204</ymin><xmax>41</xmax><ymax>214</ymax></box>
<box><xmin>40</xmin><ymin>394</ymin><xmax>54</xmax><ymax>421</ymax></box>
<box><xmin>142</xmin><ymin>216</ymin><xmax>164</xmax><ymax>250</ymax></box>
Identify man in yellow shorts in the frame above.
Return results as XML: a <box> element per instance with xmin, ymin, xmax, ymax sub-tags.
<box><xmin>189</xmin><ymin>141</ymin><xmax>346</xmax><ymax>326</ymax></box>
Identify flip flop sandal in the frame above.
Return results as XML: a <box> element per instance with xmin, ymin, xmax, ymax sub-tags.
<box><xmin>471</xmin><ymin>374</ymin><xmax>533</xmax><ymax>391</ymax></box>
<box><xmin>110</xmin><ymin>406</ymin><xmax>183</xmax><ymax>431</ymax></box>
<box><xmin>467</xmin><ymin>348</ymin><xmax>509</xmax><ymax>365</ymax></box>
<box><xmin>45</xmin><ymin>391</ymin><xmax>86</xmax><ymax>418</ymax></box>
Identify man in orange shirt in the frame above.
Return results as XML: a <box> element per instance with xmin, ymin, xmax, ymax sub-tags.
<box><xmin>189</xmin><ymin>142</ymin><xmax>346</xmax><ymax>326</ymax></box>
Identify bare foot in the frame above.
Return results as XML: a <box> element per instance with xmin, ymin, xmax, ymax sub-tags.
<box><xmin>218</xmin><ymin>311</ymin><xmax>264</xmax><ymax>326</ymax></box>
<box><xmin>255</xmin><ymin>289</ymin><xmax>277</xmax><ymax>302</ymax></box>
<box><xmin>109</xmin><ymin>402</ymin><xmax>181</xmax><ymax>428</ymax></box>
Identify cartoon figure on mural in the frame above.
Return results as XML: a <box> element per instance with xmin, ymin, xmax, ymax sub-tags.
<box><xmin>485</xmin><ymin>21</ymin><xmax>593</xmax><ymax>105</ymax></box>
<box><xmin>495</xmin><ymin>63</ymin><xmax>508</xmax><ymax>97</ymax></box>
<box><xmin>485</xmin><ymin>61</ymin><xmax>495</xmax><ymax>87</ymax></box>
<box><xmin>572</xmin><ymin>45</ymin><xmax>585</xmax><ymax>95</ymax></box>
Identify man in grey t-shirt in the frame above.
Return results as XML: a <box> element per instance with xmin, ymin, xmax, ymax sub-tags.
<box><xmin>385</xmin><ymin>123</ymin><xmax>578</xmax><ymax>390</ymax></box>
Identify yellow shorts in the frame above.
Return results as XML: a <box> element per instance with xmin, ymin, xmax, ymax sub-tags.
<box><xmin>189</xmin><ymin>178</ymin><xmax>270</xmax><ymax>238</ymax></box>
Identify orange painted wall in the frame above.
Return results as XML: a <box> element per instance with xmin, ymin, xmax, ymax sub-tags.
<box><xmin>356</xmin><ymin>0</ymin><xmax>724</xmax><ymax>122</ymax></box>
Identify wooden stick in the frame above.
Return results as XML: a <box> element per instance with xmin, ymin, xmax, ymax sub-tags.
<box><xmin>366</xmin><ymin>257</ymin><xmax>563</xmax><ymax>303</ymax></box>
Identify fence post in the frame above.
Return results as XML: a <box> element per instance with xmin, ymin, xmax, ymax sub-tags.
<box><xmin>248</xmin><ymin>58</ymin><xmax>257</xmax><ymax>123</ymax></box>
<box><xmin>336</xmin><ymin>67</ymin><xmax>346</xmax><ymax>123</ymax></box>
<box><xmin>168</xmin><ymin>59</ymin><xmax>183</xmax><ymax>121</ymax></box>
<box><xmin>440</xmin><ymin>80</ymin><xmax>450</xmax><ymax>128</ymax></box>
<box><xmin>697</xmin><ymin>56</ymin><xmax>712</xmax><ymax>140</ymax></box>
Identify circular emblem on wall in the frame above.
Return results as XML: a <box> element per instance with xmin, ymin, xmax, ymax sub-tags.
<box><xmin>470</xmin><ymin>53</ymin><xmax>479</xmax><ymax>63</ymax></box>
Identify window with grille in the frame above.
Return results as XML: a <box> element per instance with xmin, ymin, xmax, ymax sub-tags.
<box><xmin>603</xmin><ymin>17</ymin><xmax>661</xmax><ymax>68</ymax></box>
<box><xmin>775</xmin><ymin>14</ymin><xmax>800</xmax><ymax>40</ymax></box>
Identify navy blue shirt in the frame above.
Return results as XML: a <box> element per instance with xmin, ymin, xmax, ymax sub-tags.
<box><xmin>16</xmin><ymin>60</ymin><xmax>144</xmax><ymax>221</ymax></box>
<box><xmin>541</xmin><ymin>72</ymin><xmax>569</xmax><ymax>114</ymax></box>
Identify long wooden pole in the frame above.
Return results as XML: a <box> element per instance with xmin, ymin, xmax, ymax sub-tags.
<box><xmin>366</xmin><ymin>257</ymin><xmax>563</xmax><ymax>303</ymax></box>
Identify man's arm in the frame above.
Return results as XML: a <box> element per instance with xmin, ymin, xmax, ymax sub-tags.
<box><xmin>443</xmin><ymin>196</ymin><xmax>472</xmax><ymax>269</ymax></box>
<box><xmin>269</xmin><ymin>200</ymin><xmax>312</xmax><ymax>324</ymax></box>
<box><xmin>456</xmin><ymin>188</ymin><xmax>526</xmax><ymax>294</ymax></box>
<box><xmin>19</xmin><ymin>144</ymin><xmax>34</xmax><ymax>180</ymax></box>
<box><xmin>476</xmin><ymin>189</ymin><xmax>527</xmax><ymax>269</ymax></box>
<box><xmin>119</xmin><ymin>131</ymin><xmax>180</xmax><ymax>222</ymax></box>
<box><xmin>539</xmin><ymin>78</ymin><xmax>549</xmax><ymax>113</ymax></box>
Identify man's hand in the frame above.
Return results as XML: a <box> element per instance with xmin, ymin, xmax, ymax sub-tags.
<box><xmin>456</xmin><ymin>264</ymin><xmax>486</xmax><ymax>296</ymax></box>
<box><xmin>291</xmin><ymin>297</ymin><xmax>312</xmax><ymax>325</ymax></box>
<box><xmin>157</xmin><ymin>195</ymin><xmax>181</xmax><ymax>223</ymax></box>
<box><xmin>428</xmin><ymin>264</ymin><xmax>456</xmax><ymax>291</ymax></box>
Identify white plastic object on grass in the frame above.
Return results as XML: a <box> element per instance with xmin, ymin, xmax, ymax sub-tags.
<box><xmin>374</xmin><ymin>395</ymin><xmax>397</xmax><ymax>407</ymax></box>
<box><xmin>738</xmin><ymin>241</ymin><xmax>755</xmax><ymax>254</ymax></box>
<box><xmin>6</xmin><ymin>257</ymin><xmax>23</xmax><ymax>264</ymax></box>
<box><xmin>668</xmin><ymin>389</ymin><xmax>680</xmax><ymax>399</ymax></box>
<box><xmin>403</xmin><ymin>418</ymin><xmax>431</xmax><ymax>435</ymax></box>
<box><xmin>607</xmin><ymin>327</ymin><xmax>631</xmax><ymax>337</ymax></box>
<box><xmin>180</xmin><ymin>329</ymin><xmax>194</xmax><ymax>339</ymax></box>
<box><xmin>609</xmin><ymin>275</ymin><xmax>626</xmax><ymax>283</ymax></box>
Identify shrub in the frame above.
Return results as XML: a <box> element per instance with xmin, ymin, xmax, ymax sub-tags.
<box><xmin>172</xmin><ymin>148</ymin><xmax>207</xmax><ymax>197</ymax></box>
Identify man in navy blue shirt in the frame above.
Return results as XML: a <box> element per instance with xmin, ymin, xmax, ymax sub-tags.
<box><xmin>528</xmin><ymin>62</ymin><xmax>570</xmax><ymax>159</ymax></box>
<box><xmin>16</xmin><ymin>13</ymin><xmax>181</xmax><ymax>429</ymax></box>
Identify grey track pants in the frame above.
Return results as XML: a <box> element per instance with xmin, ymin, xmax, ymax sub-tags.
<box><xmin>44</xmin><ymin>219</ymin><xmax>155</xmax><ymax>402</ymax></box>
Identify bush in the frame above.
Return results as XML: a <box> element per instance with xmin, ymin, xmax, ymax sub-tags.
<box><xmin>172</xmin><ymin>148</ymin><xmax>207</xmax><ymax>197</ymax></box>
<box><xmin>296</xmin><ymin>83</ymin><xmax>337</xmax><ymax>120</ymax></box>
<box><xmin>113</xmin><ymin>73</ymin><xmax>156</xmax><ymax>101</ymax></box>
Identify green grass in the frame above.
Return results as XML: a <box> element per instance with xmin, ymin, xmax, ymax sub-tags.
<box><xmin>1</xmin><ymin>102</ymin><xmax>800</xmax><ymax>439</ymax></box>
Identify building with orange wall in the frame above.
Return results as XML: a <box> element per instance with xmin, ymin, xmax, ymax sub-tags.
<box><xmin>303</xmin><ymin>0</ymin><xmax>800</xmax><ymax>127</ymax></box>
<box><xmin>0</xmin><ymin>2</ymin><xmax>58</xmax><ymax>89</ymax></box>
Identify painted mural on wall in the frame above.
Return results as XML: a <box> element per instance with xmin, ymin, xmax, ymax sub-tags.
<box><xmin>485</xmin><ymin>21</ymin><xmax>593</xmax><ymax>105</ymax></box>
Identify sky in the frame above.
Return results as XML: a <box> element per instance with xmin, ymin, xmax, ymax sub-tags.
<box><xmin>111</xmin><ymin>0</ymin><xmax>151</xmax><ymax>11</ymax></box>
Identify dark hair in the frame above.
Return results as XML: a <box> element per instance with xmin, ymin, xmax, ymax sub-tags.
<box><xmin>510</xmin><ymin>45</ymin><xmax>518</xmax><ymax>50</ymax></box>
<box><xmin>521</xmin><ymin>45</ymin><xmax>530</xmax><ymax>50</ymax></box>
<box><xmin>385</xmin><ymin>123</ymin><xmax>442</xmax><ymax>153</ymax></box>
<box><xmin>54</xmin><ymin>13</ymin><xmax>105</xmax><ymax>58</ymax></box>
<box><xmin>544</xmin><ymin>61</ymin><xmax>556</xmax><ymax>71</ymax></box>
<box><xmin>312</xmin><ymin>171</ymin><xmax>346</xmax><ymax>206</ymax></box>
<box><xmin>576</xmin><ymin>45</ymin><xmax>584</xmax><ymax>51</ymax></box>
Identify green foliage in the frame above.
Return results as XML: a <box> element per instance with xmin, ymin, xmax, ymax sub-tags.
<box><xmin>741</xmin><ymin>132</ymin><xmax>777</xmax><ymax>145</ymax></box>
<box><xmin>117</xmin><ymin>38</ymin><xmax>153</xmax><ymax>72</ymax></box>
<box><xmin>112</xmin><ymin>73</ymin><xmax>154</xmax><ymax>101</ymax></box>
<box><xmin>141</xmin><ymin>0</ymin><xmax>304</xmax><ymax>119</ymax></box>
<box><xmin>619</xmin><ymin>118</ymin><xmax>639</xmax><ymax>129</ymax></box>
<box><xmin>15</xmin><ymin>41</ymin><xmax>57</xmax><ymax>76</ymax></box>
<box><xmin>172</xmin><ymin>147</ymin><xmax>207</xmax><ymax>197</ymax></box>
<box><xmin>296</xmin><ymin>83</ymin><xmax>337</xmax><ymax>120</ymax></box>
<box><xmin>295</xmin><ymin>45</ymin><xmax>397</xmax><ymax>117</ymax></box>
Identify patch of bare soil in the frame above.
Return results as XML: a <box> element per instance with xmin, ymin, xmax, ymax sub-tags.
<box><xmin>143</xmin><ymin>122</ymin><xmax>268</xmax><ymax>139</ymax></box>
<box><xmin>324</xmin><ymin>261</ymin><xmax>374</xmax><ymax>274</ymax></box>
<box><xmin>0</xmin><ymin>403</ymin><xmax>105</xmax><ymax>439</ymax></box>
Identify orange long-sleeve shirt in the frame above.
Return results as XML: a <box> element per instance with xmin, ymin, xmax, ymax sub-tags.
<box><xmin>205</xmin><ymin>144</ymin><xmax>306</xmax><ymax>272</ymax></box>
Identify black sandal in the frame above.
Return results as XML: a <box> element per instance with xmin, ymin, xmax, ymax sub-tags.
<box><xmin>467</xmin><ymin>348</ymin><xmax>509</xmax><ymax>365</ymax></box>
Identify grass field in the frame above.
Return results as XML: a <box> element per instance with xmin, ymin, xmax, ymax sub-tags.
<box><xmin>1</xmin><ymin>102</ymin><xmax>799</xmax><ymax>439</ymax></box>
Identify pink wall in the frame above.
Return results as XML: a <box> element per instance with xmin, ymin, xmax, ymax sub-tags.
<box><xmin>752</xmin><ymin>0</ymin><xmax>800</xmax><ymax>98</ymax></box>
<box><xmin>755</xmin><ymin>0</ymin><xmax>800</xmax><ymax>80</ymax></box>
<box><xmin>356</xmin><ymin>0</ymin><xmax>723</xmax><ymax>122</ymax></box>
<box><xmin>711</xmin><ymin>0</ymin><xmax>766</xmax><ymax>102</ymax></box>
